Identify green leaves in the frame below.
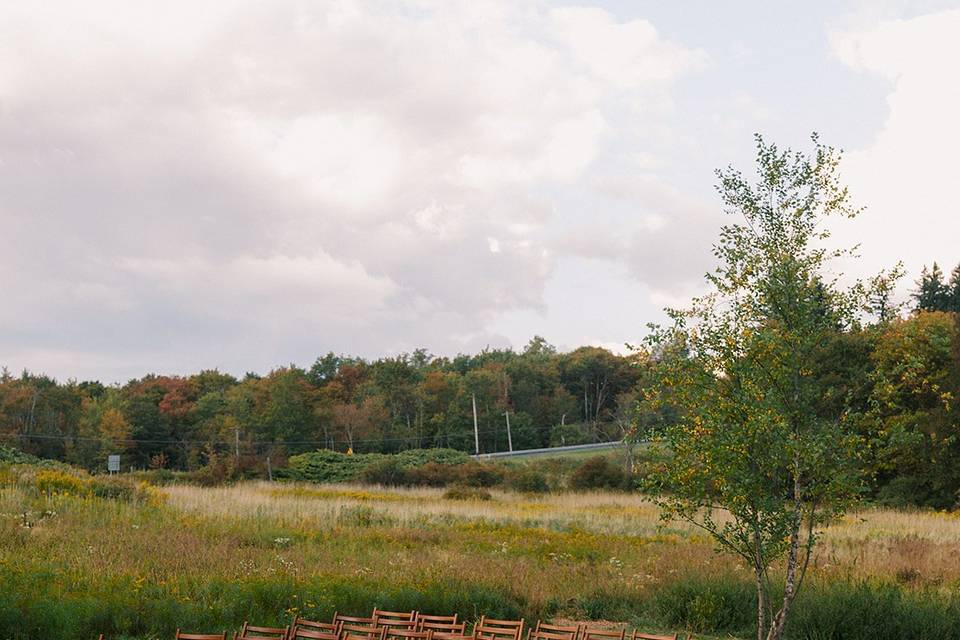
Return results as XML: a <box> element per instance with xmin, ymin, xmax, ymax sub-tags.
<box><xmin>643</xmin><ymin>133</ymin><xmax>876</xmax><ymax>640</ymax></box>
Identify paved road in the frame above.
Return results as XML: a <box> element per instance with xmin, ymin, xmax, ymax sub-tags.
<box><xmin>472</xmin><ymin>440</ymin><xmax>624</xmax><ymax>459</ymax></box>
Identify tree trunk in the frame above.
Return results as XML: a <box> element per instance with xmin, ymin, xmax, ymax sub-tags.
<box><xmin>765</xmin><ymin>469</ymin><xmax>804</xmax><ymax>640</ymax></box>
<box><xmin>755</xmin><ymin>566</ymin><xmax>767</xmax><ymax>640</ymax></box>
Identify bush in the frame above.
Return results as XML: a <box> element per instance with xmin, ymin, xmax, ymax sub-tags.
<box><xmin>443</xmin><ymin>485</ymin><xmax>493</xmax><ymax>501</ymax></box>
<box><xmin>405</xmin><ymin>462</ymin><xmax>459</xmax><ymax>487</ymax></box>
<box><xmin>569</xmin><ymin>456</ymin><xmax>627</xmax><ymax>491</ymax></box>
<box><xmin>507</xmin><ymin>468</ymin><xmax>549</xmax><ymax>493</ymax></box>
<box><xmin>34</xmin><ymin>469</ymin><xmax>91</xmax><ymax>497</ymax></box>
<box><xmin>288</xmin><ymin>448</ymin><xmax>470</xmax><ymax>485</ymax></box>
<box><xmin>456</xmin><ymin>461</ymin><xmax>506</xmax><ymax>487</ymax></box>
<box><xmin>0</xmin><ymin>445</ymin><xmax>40</xmax><ymax>465</ymax></box>
<box><xmin>287</xmin><ymin>450</ymin><xmax>383</xmax><ymax>483</ymax></box>
<box><xmin>90</xmin><ymin>476</ymin><xmax>135</xmax><ymax>500</ymax></box>
<box><xmin>392</xmin><ymin>448</ymin><xmax>470</xmax><ymax>467</ymax></box>
<box><xmin>655</xmin><ymin>574</ymin><xmax>755</xmax><ymax>634</ymax></box>
<box><xmin>360</xmin><ymin>458</ymin><xmax>411</xmax><ymax>486</ymax></box>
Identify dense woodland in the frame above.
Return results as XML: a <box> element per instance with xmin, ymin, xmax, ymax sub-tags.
<box><xmin>2</xmin><ymin>261</ymin><xmax>960</xmax><ymax>507</ymax></box>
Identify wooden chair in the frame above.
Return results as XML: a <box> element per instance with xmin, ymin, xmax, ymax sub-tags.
<box><xmin>418</xmin><ymin>622</ymin><xmax>465</xmax><ymax>635</ymax></box>
<box><xmin>473</xmin><ymin>618</ymin><xmax>525</xmax><ymax>640</ymax></box>
<box><xmin>384</xmin><ymin>630</ymin><xmax>433</xmax><ymax>640</ymax></box>
<box><xmin>176</xmin><ymin>632</ymin><xmax>227</xmax><ymax>640</ymax></box>
<box><xmin>532</xmin><ymin>623</ymin><xmax>580</xmax><ymax>640</ymax></box>
<box><xmin>374</xmin><ymin>609</ymin><xmax>417</xmax><ymax>629</ymax></box>
<box><xmin>336</xmin><ymin>614</ymin><xmax>377</xmax><ymax>626</ymax></box>
<box><xmin>416</xmin><ymin>615</ymin><xmax>458</xmax><ymax>630</ymax></box>
<box><xmin>341</xmin><ymin>625</ymin><xmax>387</xmax><ymax>640</ymax></box>
<box><xmin>630</xmin><ymin>633</ymin><xmax>677</xmax><ymax>640</ymax></box>
<box><xmin>431</xmin><ymin>634</ymin><xmax>472</xmax><ymax>640</ymax></box>
<box><xmin>289</xmin><ymin>629</ymin><xmax>340</xmax><ymax>640</ymax></box>
<box><xmin>526</xmin><ymin>631</ymin><xmax>574</xmax><ymax>640</ymax></box>
<box><xmin>581</xmin><ymin>629</ymin><xmax>624</xmax><ymax>640</ymax></box>
<box><xmin>235</xmin><ymin>624</ymin><xmax>289</xmax><ymax>640</ymax></box>
<box><xmin>289</xmin><ymin>618</ymin><xmax>341</xmax><ymax>635</ymax></box>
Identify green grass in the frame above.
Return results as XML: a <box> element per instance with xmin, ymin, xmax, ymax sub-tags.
<box><xmin>3</xmin><ymin>471</ymin><xmax>960</xmax><ymax>639</ymax></box>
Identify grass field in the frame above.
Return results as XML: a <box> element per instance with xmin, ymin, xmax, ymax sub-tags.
<box><xmin>3</xmin><ymin>477</ymin><xmax>960</xmax><ymax>639</ymax></box>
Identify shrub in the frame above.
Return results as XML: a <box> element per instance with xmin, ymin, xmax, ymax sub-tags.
<box><xmin>405</xmin><ymin>462</ymin><xmax>459</xmax><ymax>486</ymax></box>
<box><xmin>0</xmin><ymin>445</ymin><xmax>40</xmax><ymax>465</ymax></box>
<box><xmin>90</xmin><ymin>476</ymin><xmax>135</xmax><ymax>500</ymax></box>
<box><xmin>189</xmin><ymin>453</ymin><xmax>239</xmax><ymax>487</ymax></box>
<box><xmin>289</xmin><ymin>448</ymin><xmax>473</xmax><ymax>486</ymax></box>
<box><xmin>287</xmin><ymin>450</ymin><xmax>383</xmax><ymax>483</ymax></box>
<box><xmin>507</xmin><ymin>468</ymin><xmax>549</xmax><ymax>493</ymax></box>
<box><xmin>443</xmin><ymin>485</ymin><xmax>492</xmax><ymax>501</ymax></box>
<box><xmin>456</xmin><ymin>461</ymin><xmax>506</xmax><ymax>487</ymax></box>
<box><xmin>655</xmin><ymin>574</ymin><xmax>755</xmax><ymax>634</ymax></box>
<box><xmin>360</xmin><ymin>458</ymin><xmax>411</xmax><ymax>486</ymax></box>
<box><xmin>393</xmin><ymin>448</ymin><xmax>470</xmax><ymax>467</ymax></box>
<box><xmin>34</xmin><ymin>469</ymin><xmax>91</xmax><ymax>497</ymax></box>
<box><xmin>569</xmin><ymin>456</ymin><xmax>627</xmax><ymax>491</ymax></box>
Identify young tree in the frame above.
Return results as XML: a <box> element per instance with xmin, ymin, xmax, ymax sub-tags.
<box><xmin>643</xmin><ymin>134</ymin><xmax>880</xmax><ymax>640</ymax></box>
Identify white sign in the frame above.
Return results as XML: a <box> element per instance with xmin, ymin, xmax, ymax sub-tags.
<box><xmin>107</xmin><ymin>455</ymin><xmax>120</xmax><ymax>473</ymax></box>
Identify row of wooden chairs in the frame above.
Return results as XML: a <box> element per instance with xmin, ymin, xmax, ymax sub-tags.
<box><xmin>172</xmin><ymin>611</ymin><xmax>680</xmax><ymax>640</ymax></box>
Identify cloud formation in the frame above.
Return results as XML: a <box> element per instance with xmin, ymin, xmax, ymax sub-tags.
<box><xmin>0</xmin><ymin>1</ymin><xmax>703</xmax><ymax>380</ymax></box>
<box><xmin>830</xmin><ymin>9</ymin><xmax>960</xmax><ymax>285</ymax></box>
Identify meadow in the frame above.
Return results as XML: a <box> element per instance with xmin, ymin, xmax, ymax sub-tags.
<box><xmin>3</xmin><ymin>470</ymin><xmax>960</xmax><ymax>640</ymax></box>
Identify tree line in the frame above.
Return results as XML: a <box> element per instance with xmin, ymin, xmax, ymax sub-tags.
<box><xmin>0</xmin><ymin>338</ymin><xmax>640</xmax><ymax>472</ymax></box>
<box><xmin>1</xmin><ymin>263</ymin><xmax>959</xmax><ymax>508</ymax></box>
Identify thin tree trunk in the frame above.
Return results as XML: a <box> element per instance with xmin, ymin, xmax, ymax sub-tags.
<box><xmin>755</xmin><ymin>566</ymin><xmax>767</xmax><ymax>640</ymax></box>
<box><xmin>766</xmin><ymin>466</ymin><xmax>804</xmax><ymax>640</ymax></box>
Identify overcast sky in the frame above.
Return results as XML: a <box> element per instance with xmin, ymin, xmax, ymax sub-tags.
<box><xmin>2</xmin><ymin>0</ymin><xmax>959</xmax><ymax>382</ymax></box>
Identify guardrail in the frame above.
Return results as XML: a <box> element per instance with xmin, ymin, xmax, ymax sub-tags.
<box><xmin>472</xmin><ymin>440</ymin><xmax>624</xmax><ymax>459</ymax></box>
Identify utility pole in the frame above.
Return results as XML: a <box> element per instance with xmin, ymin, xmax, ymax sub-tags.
<box><xmin>266</xmin><ymin>456</ymin><xmax>273</xmax><ymax>482</ymax></box>
<box><xmin>504</xmin><ymin>411</ymin><xmax>513</xmax><ymax>452</ymax></box>
<box><xmin>472</xmin><ymin>393</ymin><xmax>479</xmax><ymax>455</ymax></box>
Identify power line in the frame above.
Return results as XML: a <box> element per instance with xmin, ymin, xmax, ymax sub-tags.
<box><xmin>0</xmin><ymin>425</ymin><xmax>511</xmax><ymax>448</ymax></box>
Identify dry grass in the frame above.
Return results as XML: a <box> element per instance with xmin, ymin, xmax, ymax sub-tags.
<box><xmin>162</xmin><ymin>481</ymin><xmax>960</xmax><ymax>589</ymax></box>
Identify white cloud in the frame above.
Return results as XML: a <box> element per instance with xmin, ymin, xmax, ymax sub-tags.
<box><xmin>830</xmin><ymin>9</ymin><xmax>960</xmax><ymax>285</ymax></box>
<box><xmin>0</xmin><ymin>0</ymin><xmax>702</xmax><ymax>380</ymax></box>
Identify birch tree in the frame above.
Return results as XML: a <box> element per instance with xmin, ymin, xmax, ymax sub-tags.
<box><xmin>643</xmin><ymin>134</ymin><xmax>883</xmax><ymax>640</ymax></box>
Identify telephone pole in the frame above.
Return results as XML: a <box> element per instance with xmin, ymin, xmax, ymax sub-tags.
<box><xmin>504</xmin><ymin>411</ymin><xmax>513</xmax><ymax>452</ymax></box>
<box><xmin>472</xmin><ymin>393</ymin><xmax>480</xmax><ymax>454</ymax></box>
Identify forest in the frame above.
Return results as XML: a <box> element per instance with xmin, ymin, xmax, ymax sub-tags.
<box><xmin>2</xmin><ymin>261</ymin><xmax>960</xmax><ymax>508</ymax></box>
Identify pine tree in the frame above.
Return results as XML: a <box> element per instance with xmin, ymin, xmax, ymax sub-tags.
<box><xmin>948</xmin><ymin>263</ymin><xmax>960</xmax><ymax>313</ymax></box>
<box><xmin>914</xmin><ymin>262</ymin><xmax>950</xmax><ymax>312</ymax></box>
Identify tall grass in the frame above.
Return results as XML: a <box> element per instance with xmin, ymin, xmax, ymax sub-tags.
<box><xmin>3</xmin><ymin>478</ymin><xmax>960</xmax><ymax>639</ymax></box>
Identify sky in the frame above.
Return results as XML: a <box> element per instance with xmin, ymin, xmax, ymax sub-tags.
<box><xmin>1</xmin><ymin>0</ymin><xmax>959</xmax><ymax>383</ymax></box>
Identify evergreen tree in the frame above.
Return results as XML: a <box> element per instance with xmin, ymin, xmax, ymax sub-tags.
<box><xmin>914</xmin><ymin>262</ymin><xmax>950</xmax><ymax>312</ymax></box>
<box><xmin>948</xmin><ymin>263</ymin><xmax>960</xmax><ymax>312</ymax></box>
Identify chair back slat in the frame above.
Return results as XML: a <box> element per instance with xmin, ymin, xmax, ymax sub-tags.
<box><xmin>379</xmin><ymin>621</ymin><xmax>417</xmax><ymax>631</ymax></box>
<box><xmin>291</xmin><ymin>618</ymin><xmax>341</xmax><ymax>633</ymax></box>
<box><xmin>374</xmin><ymin>610</ymin><xmax>417</xmax><ymax>623</ymax></box>
<box><xmin>239</xmin><ymin>623</ymin><xmax>288</xmax><ymax>639</ymax></box>
<box><xmin>337</xmin><ymin>614</ymin><xmax>377</xmax><ymax>626</ymax></box>
<box><xmin>417</xmin><ymin>615</ymin><xmax>457</xmax><ymax>627</ymax></box>
<box><xmin>176</xmin><ymin>631</ymin><xmax>228</xmax><ymax>640</ymax></box>
<box><xmin>581</xmin><ymin>630</ymin><xmax>624</xmax><ymax>640</ymax></box>
<box><xmin>474</xmin><ymin>618</ymin><xmax>524</xmax><ymax>640</ymax></box>
<box><xmin>419</xmin><ymin>623</ymin><xmax>465</xmax><ymax>634</ymax></box>
<box><xmin>342</xmin><ymin>625</ymin><xmax>387</xmax><ymax>640</ymax></box>
<box><xmin>631</xmin><ymin>634</ymin><xmax>677</xmax><ymax>640</ymax></box>
<box><xmin>385</xmin><ymin>630</ymin><xmax>432</xmax><ymax>640</ymax></box>
<box><xmin>532</xmin><ymin>623</ymin><xmax>579</xmax><ymax>640</ymax></box>
<box><xmin>290</xmin><ymin>628</ymin><xmax>340</xmax><ymax>640</ymax></box>
<box><xmin>431</xmin><ymin>634</ymin><xmax>472</xmax><ymax>640</ymax></box>
<box><xmin>528</xmin><ymin>632</ymin><xmax>573</xmax><ymax>640</ymax></box>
